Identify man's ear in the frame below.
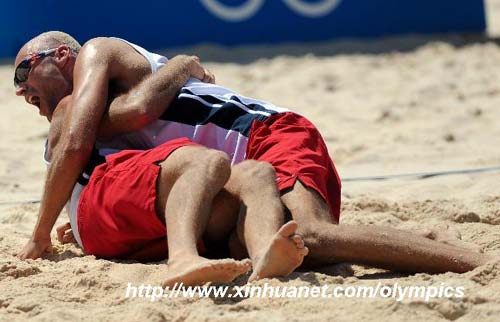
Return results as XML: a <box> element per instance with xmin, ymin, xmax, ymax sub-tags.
<box><xmin>54</xmin><ymin>45</ymin><xmax>71</xmax><ymax>66</ymax></box>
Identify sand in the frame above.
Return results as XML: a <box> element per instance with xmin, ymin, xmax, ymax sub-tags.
<box><xmin>1</xmin><ymin>1</ymin><xmax>500</xmax><ymax>321</ymax></box>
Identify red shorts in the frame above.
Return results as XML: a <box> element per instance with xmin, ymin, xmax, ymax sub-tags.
<box><xmin>246</xmin><ymin>112</ymin><xmax>342</xmax><ymax>223</ymax></box>
<box><xmin>77</xmin><ymin>137</ymin><xmax>199</xmax><ymax>259</ymax></box>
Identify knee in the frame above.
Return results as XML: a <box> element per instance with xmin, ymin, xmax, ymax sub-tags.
<box><xmin>235</xmin><ymin>160</ymin><xmax>276</xmax><ymax>185</ymax></box>
<box><xmin>200</xmin><ymin>150</ymin><xmax>231</xmax><ymax>185</ymax></box>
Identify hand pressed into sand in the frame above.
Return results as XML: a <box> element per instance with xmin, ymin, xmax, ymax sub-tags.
<box><xmin>17</xmin><ymin>235</ymin><xmax>53</xmax><ymax>260</ymax></box>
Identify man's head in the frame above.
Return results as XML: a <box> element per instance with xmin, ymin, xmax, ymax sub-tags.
<box><xmin>14</xmin><ymin>31</ymin><xmax>81</xmax><ymax>121</ymax></box>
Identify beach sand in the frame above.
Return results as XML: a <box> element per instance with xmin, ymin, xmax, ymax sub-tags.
<box><xmin>1</xmin><ymin>1</ymin><xmax>499</xmax><ymax>321</ymax></box>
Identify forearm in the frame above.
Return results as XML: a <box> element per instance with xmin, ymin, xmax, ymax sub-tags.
<box><xmin>98</xmin><ymin>55</ymin><xmax>197</xmax><ymax>137</ymax></box>
<box><xmin>131</xmin><ymin>55</ymin><xmax>195</xmax><ymax>113</ymax></box>
<box><xmin>33</xmin><ymin>144</ymin><xmax>91</xmax><ymax>239</ymax></box>
<box><xmin>31</xmin><ymin>40</ymin><xmax>110</xmax><ymax>239</ymax></box>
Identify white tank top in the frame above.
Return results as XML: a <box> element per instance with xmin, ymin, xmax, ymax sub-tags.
<box><xmin>55</xmin><ymin>38</ymin><xmax>290</xmax><ymax>248</ymax></box>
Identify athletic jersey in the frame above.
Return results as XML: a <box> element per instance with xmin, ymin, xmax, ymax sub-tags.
<box><xmin>97</xmin><ymin>38</ymin><xmax>290</xmax><ymax>164</ymax></box>
<box><xmin>49</xmin><ymin>38</ymin><xmax>290</xmax><ymax>248</ymax></box>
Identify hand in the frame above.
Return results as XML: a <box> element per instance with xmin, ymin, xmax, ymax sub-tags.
<box><xmin>187</xmin><ymin>56</ymin><xmax>215</xmax><ymax>84</ymax></box>
<box><xmin>56</xmin><ymin>222</ymin><xmax>76</xmax><ymax>244</ymax></box>
<box><xmin>17</xmin><ymin>236</ymin><xmax>53</xmax><ymax>260</ymax></box>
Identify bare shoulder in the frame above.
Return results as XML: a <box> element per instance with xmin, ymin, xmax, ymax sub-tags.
<box><xmin>80</xmin><ymin>37</ymin><xmax>137</xmax><ymax>59</ymax></box>
<box><xmin>76</xmin><ymin>37</ymin><xmax>151</xmax><ymax>88</ymax></box>
<box><xmin>80</xmin><ymin>37</ymin><xmax>149</xmax><ymax>69</ymax></box>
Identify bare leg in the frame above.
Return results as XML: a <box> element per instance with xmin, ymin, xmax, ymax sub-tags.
<box><xmin>155</xmin><ymin>146</ymin><xmax>251</xmax><ymax>287</ymax></box>
<box><xmin>224</xmin><ymin>160</ymin><xmax>308</xmax><ymax>281</ymax></box>
<box><xmin>281</xmin><ymin>180</ymin><xmax>494</xmax><ymax>273</ymax></box>
<box><xmin>203</xmin><ymin>188</ymin><xmax>241</xmax><ymax>244</ymax></box>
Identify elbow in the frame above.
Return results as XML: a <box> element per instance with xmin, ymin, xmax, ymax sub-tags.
<box><xmin>130</xmin><ymin>104</ymin><xmax>156</xmax><ymax>130</ymax></box>
<box><xmin>61</xmin><ymin>141</ymin><xmax>93</xmax><ymax>159</ymax></box>
<box><xmin>111</xmin><ymin>91</ymin><xmax>166</xmax><ymax>133</ymax></box>
<box><xmin>61</xmin><ymin>132</ymin><xmax>94</xmax><ymax>158</ymax></box>
<box><xmin>123</xmin><ymin>97</ymin><xmax>160</xmax><ymax>130</ymax></box>
<box><xmin>55</xmin><ymin>143</ymin><xmax>93</xmax><ymax>166</ymax></box>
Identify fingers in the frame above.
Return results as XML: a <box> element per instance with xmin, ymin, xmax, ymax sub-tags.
<box><xmin>45</xmin><ymin>244</ymin><xmax>54</xmax><ymax>255</ymax></box>
<box><xmin>56</xmin><ymin>222</ymin><xmax>71</xmax><ymax>243</ymax></box>
<box><xmin>202</xmin><ymin>68</ymin><xmax>215</xmax><ymax>84</ymax></box>
<box><xmin>188</xmin><ymin>55</ymin><xmax>215</xmax><ymax>84</ymax></box>
<box><xmin>62</xmin><ymin>230</ymin><xmax>76</xmax><ymax>244</ymax></box>
<box><xmin>16</xmin><ymin>237</ymin><xmax>53</xmax><ymax>260</ymax></box>
<box><xmin>56</xmin><ymin>222</ymin><xmax>77</xmax><ymax>244</ymax></box>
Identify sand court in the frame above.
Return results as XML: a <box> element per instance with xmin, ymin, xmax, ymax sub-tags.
<box><xmin>1</xmin><ymin>1</ymin><xmax>500</xmax><ymax>321</ymax></box>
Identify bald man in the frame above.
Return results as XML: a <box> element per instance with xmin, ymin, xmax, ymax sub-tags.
<box><xmin>15</xmin><ymin>31</ymin><xmax>496</xmax><ymax>276</ymax></box>
<box><xmin>15</xmin><ymin>32</ymin><xmax>310</xmax><ymax>285</ymax></box>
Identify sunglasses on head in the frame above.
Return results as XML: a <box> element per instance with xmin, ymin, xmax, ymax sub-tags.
<box><xmin>14</xmin><ymin>48</ymin><xmax>58</xmax><ymax>87</ymax></box>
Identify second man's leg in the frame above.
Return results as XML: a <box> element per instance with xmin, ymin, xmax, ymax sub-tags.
<box><xmin>281</xmin><ymin>180</ymin><xmax>494</xmax><ymax>273</ymax></box>
<box><xmin>155</xmin><ymin>146</ymin><xmax>251</xmax><ymax>287</ymax></box>
<box><xmin>224</xmin><ymin>160</ymin><xmax>308</xmax><ymax>281</ymax></box>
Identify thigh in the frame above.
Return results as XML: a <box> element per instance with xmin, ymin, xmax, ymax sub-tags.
<box><xmin>247</xmin><ymin>112</ymin><xmax>341</xmax><ymax>223</ymax></box>
<box><xmin>154</xmin><ymin>144</ymin><xmax>216</xmax><ymax>219</ymax></box>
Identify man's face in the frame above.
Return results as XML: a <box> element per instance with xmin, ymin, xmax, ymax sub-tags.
<box><xmin>14</xmin><ymin>46</ymin><xmax>73</xmax><ymax>122</ymax></box>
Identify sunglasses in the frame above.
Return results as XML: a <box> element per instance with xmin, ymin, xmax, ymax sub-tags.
<box><xmin>14</xmin><ymin>48</ymin><xmax>58</xmax><ymax>87</ymax></box>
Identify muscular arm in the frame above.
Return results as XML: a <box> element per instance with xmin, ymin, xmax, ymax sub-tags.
<box><xmin>18</xmin><ymin>43</ymin><xmax>111</xmax><ymax>259</ymax></box>
<box><xmin>98</xmin><ymin>55</ymin><xmax>212</xmax><ymax>137</ymax></box>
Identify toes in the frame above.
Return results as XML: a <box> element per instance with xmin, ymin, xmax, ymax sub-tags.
<box><xmin>278</xmin><ymin>221</ymin><xmax>298</xmax><ymax>238</ymax></box>
<box><xmin>234</xmin><ymin>263</ymin><xmax>251</xmax><ymax>273</ymax></box>
<box><xmin>219</xmin><ymin>258</ymin><xmax>237</xmax><ymax>265</ymax></box>
<box><xmin>291</xmin><ymin>235</ymin><xmax>305</xmax><ymax>248</ymax></box>
<box><xmin>234</xmin><ymin>259</ymin><xmax>251</xmax><ymax>268</ymax></box>
<box><xmin>218</xmin><ymin>259</ymin><xmax>251</xmax><ymax>274</ymax></box>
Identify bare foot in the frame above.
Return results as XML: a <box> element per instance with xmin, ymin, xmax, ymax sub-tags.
<box><xmin>162</xmin><ymin>256</ymin><xmax>251</xmax><ymax>288</ymax></box>
<box><xmin>248</xmin><ymin>221</ymin><xmax>309</xmax><ymax>282</ymax></box>
<box><xmin>419</xmin><ymin>225</ymin><xmax>482</xmax><ymax>252</ymax></box>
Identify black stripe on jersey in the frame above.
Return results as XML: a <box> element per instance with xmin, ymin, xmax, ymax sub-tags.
<box><xmin>181</xmin><ymin>88</ymin><xmax>279</xmax><ymax>115</ymax></box>
<box><xmin>77</xmin><ymin>148</ymin><xmax>106</xmax><ymax>186</ymax></box>
<box><xmin>159</xmin><ymin>89</ymin><xmax>277</xmax><ymax>136</ymax></box>
<box><xmin>227</xmin><ymin>94</ymin><xmax>279</xmax><ymax>115</ymax></box>
<box><xmin>77</xmin><ymin>175</ymin><xmax>89</xmax><ymax>186</ymax></box>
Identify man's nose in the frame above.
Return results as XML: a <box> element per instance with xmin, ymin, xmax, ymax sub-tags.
<box><xmin>38</xmin><ymin>102</ymin><xmax>49</xmax><ymax>117</ymax></box>
<box><xmin>15</xmin><ymin>86</ymin><xmax>25</xmax><ymax>96</ymax></box>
